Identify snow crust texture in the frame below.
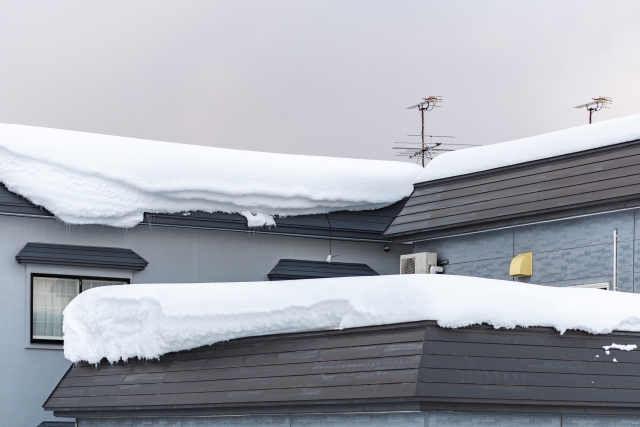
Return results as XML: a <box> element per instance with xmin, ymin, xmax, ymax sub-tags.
<box><xmin>417</xmin><ymin>114</ymin><xmax>640</xmax><ymax>183</ymax></box>
<box><xmin>603</xmin><ymin>343</ymin><xmax>637</xmax><ymax>351</ymax></box>
<box><xmin>0</xmin><ymin>124</ymin><xmax>421</xmax><ymax>227</ymax></box>
<box><xmin>64</xmin><ymin>274</ymin><xmax>640</xmax><ymax>364</ymax></box>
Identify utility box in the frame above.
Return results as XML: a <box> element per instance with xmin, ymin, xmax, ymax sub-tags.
<box><xmin>400</xmin><ymin>252</ymin><xmax>438</xmax><ymax>274</ymax></box>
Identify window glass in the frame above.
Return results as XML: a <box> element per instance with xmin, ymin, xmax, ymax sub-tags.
<box><xmin>32</xmin><ymin>276</ymin><xmax>127</xmax><ymax>343</ymax></box>
<box><xmin>32</xmin><ymin>277</ymin><xmax>79</xmax><ymax>341</ymax></box>
<box><xmin>82</xmin><ymin>279</ymin><xmax>126</xmax><ymax>292</ymax></box>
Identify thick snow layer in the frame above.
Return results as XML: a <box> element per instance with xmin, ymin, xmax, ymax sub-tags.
<box><xmin>0</xmin><ymin>124</ymin><xmax>420</xmax><ymax>227</ymax></box>
<box><xmin>64</xmin><ymin>274</ymin><xmax>640</xmax><ymax>364</ymax></box>
<box><xmin>417</xmin><ymin>114</ymin><xmax>640</xmax><ymax>183</ymax></box>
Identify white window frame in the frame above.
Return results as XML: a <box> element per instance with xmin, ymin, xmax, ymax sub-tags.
<box><xmin>31</xmin><ymin>274</ymin><xmax>129</xmax><ymax>344</ymax></box>
<box><xmin>570</xmin><ymin>282</ymin><xmax>610</xmax><ymax>290</ymax></box>
<box><xmin>24</xmin><ymin>265</ymin><xmax>133</xmax><ymax>350</ymax></box>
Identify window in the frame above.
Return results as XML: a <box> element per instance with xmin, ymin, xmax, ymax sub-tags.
<box><xmin>31</xmin><ymin>275</ymin><xmax>128</xmax><ymax>344</ymax></box>
<box><xmin>570</xmin><ymin>282</ymin><xmax>610</xmax><ymax>291</ymax></box>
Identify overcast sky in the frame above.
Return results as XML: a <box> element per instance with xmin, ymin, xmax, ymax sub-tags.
<box><xmin>1</xmin><ymin>1</ymin><xmax>638</xmax><ymax>163</ymax></box>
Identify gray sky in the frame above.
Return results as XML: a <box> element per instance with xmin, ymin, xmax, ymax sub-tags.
<box><xmin>1</xmin><ymin>1</ymin><xmax>639</xmax><ymax>162</ymax></box>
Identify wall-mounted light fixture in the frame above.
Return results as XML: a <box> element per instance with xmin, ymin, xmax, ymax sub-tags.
<box><xmin>510</xmin><ymin>252</ymin><xmax>533</xmax><ymax>277</ymax></box>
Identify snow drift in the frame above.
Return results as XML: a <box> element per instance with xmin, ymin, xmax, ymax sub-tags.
<box><xmin>417</xmin><ymin>114</ymin><xmax>640</xmax><ymax>183</ymax></box>
<box><xmin>0</xmin><ymin>124</ymin><xmax>421</xmax><ymax>227</ymax></box>
<box><xmin>64</xmin><ymin>274</ymin><xmax>640</xmax><ymax>364</ymax></box>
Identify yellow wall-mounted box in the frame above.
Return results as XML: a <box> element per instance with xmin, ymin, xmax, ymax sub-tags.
<box><xmin>510</xmin><ymin>252</ymin><xmax>532</xmax><ymax>277</ymax></box>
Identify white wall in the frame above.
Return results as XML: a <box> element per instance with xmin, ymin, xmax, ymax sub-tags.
<box><xmin>0</xmin><ymin>214</ymin><xmax>410</xmax><ymax>427</ymax></box>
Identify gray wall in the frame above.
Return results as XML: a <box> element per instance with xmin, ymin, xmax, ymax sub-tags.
<box><xmin>78</xmin><ymin>412</ymin><xmax>640</xmax><ymax>427</ymax></box>
<box><xmin>0</xmin><ymin>214</ymin><xmax>410</xmax><ymax>427</ymax></box>
<box><xmin>414</xmin><ymin>209</ymin><xmax>640</xmax><ymax>292</ymax></box>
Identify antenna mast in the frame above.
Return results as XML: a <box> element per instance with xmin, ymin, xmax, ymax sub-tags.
<box><xmin>574</xmin><ymin>97</ymin><xmax>612</xmax><ymax>124</ymax></box>
<box><xmin>407</xmin><ymin>96</ymin><xmax>442</xmax><ymax>167</ymax></box>
<box><xmin>394</xmin><ymin>97</ymin><xmax>478</xmax><ymax>164</ymax></box>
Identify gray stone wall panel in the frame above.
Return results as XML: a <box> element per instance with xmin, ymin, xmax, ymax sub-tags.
<box><xmin>441</xmin><ymin>257</ymin><xmax>513</xmax><ymax>281</ymax></box>
<box><xmin>415</xmin><ymin>210</ymin><xmax>636</xmax><ymax>290</ymax></box>
<box><xmin>562</xmin><ymin>414</ymin><xmax>640</xmax><ymax>426</ymax></box>
<box><xmin>78</xmin><ymin>414</ymin><xmax>425</xmax><ymax>427</ymax></box>
<box><xmin>413</xmin><ymin>229</ymin><xmax>513</xmax><ymax>264</ymax></box>
<box><xmin>515</xmin><ymin>210</ymin><xmax>634</xmax><ymax>254</ymax></box>
<box><xmin>428</xmin><ymin>412</ymin><xmax>560</xmax><ymax>426</ymax></box>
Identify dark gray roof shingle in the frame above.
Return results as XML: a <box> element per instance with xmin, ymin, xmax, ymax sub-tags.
<box><xmin>144</xmin><ymin>200</ymin><xmax>406</xmax><ymax>242</ymax></box>
<box><xmin>44</xmin><ymin>322</ymin><xmax>640</xmax><ymax>418</ymax></box>
<box><xmin>268</xmin><ymin>259</ymin><xmax>378</xmax><ymax>280</ymax></box>
<box><xmin>16</xmin><ymin>243</ymin><xmax>148</xmax><ymax>271</ymax></box>
<box><xmin>37</xmin><ymin>422</ymin><xmax>76</xmax><ymax>427</ymax></box>
<box><xmin>385</xmin><ymin>139</ymin><xmax>640</xmax><ymax>241</ymax></box>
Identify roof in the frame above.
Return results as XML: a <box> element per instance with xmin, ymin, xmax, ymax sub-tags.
<box><xmin>0</xmin><ymin>183</ymin><xmax>52</xmax><ymax>217</ymax></box>
<box><xmin>267</xmin><ymin>259</ymin><xmax>378</xmax><ymax>280</ymax></box>
<box><xmin>0</xmin><ymin>123</ymin><xmax>420</xmax><ymax>227</ymax></box>
<box><xmin>45</xmin><ymin>321</ymin><xmax>640</xmax><ymax>417</ymax></box>
<box><xmin>16</xmin><ymin>243</ymin><xmax>148</xmax><ymax>271</ymax></box>
<box><xmin>0</xmin><ymin>183</ymin><xmax>404</xmax><ymax>242</ymax></box>
<box><xmin>385</xmin><ymin>139</ymin><xmax>640</xmax><ymax>241</ymax></box>
<box><xmin>415</xmin><ymin>113</ymin><xmax>640</xmax><ymax>183</ymax></box>
<box><xmin>37</xmin><ymin>422</ymin><xmax>75</xmax><ymax>427</ymax></box>
<box><xmin>144</xmin><ymin>200</ymin><xmax>406</xmax><ymax>242</ymax></box>
<box><xmin>61</xmin><ymin>273</ymin><xmax>640</xmax><ymax>364</ymax></box>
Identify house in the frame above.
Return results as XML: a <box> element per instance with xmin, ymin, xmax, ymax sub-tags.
<box><xmin>385</xmin><ymin>114</ymin><xmax>640</xmax><ymax>292</ymax></box>
<box><xmin>0</xmin><ymin>124</ymin><xmax>417</xmax><ymax>427</ymax></box>
<box><xmin>32</xmin><ymin>113</ymin><xmax>640</xmax><ymax>426</ymax></box>
<box><xmin>44</xmin><ymin>274</ymin><xmax>640</xmax><ymax>427</ymax></box>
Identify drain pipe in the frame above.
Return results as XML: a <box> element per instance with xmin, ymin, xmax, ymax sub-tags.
<box><xmin>613</xmin><ymin>229</ymin><xmax>618</xmax><ymax>291</ymax></box>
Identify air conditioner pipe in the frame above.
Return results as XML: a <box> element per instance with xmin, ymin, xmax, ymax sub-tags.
<box><xmin>430</xmin><ymin>266</ymin><xmax>444</xmax><ymax>274</ymax></box>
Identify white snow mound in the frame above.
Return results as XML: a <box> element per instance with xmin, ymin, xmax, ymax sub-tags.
<box><xmin>0</xmin><ymin>124</ymin><xmax>421</xmax><ymax>227</ymax></box>
<box><xmin>417</xmin><ymin>114</ymin><xmax>640</xmax><ymax>183</ymax></box>
<box><xmin>64</xmin><ymin>274</ymin><xmax>640</xmax><ymax>364</ymax></box>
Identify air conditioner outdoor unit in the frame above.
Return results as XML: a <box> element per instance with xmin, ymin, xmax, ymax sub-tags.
<box><xmin>400</xmin><ymin>252</ymin><xmax>439</xmax><ymax>274</ymax></box>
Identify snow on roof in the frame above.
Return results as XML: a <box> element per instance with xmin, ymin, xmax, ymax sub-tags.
<box><xmin>64</xmin><ymin>274</ymin><xmax>640</xmax><ymax>364</ymax></box>
<box><xmin>416</xmin><ymin>114</ymin><xmax>640</xmax><ymax>184</ymax></box>
<box><xmin>0</xmin><ymin>124</ymin><xmax>421</xmax><ymax>227</ymax></box>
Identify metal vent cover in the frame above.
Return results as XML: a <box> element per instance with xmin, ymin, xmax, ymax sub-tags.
<box><xmin>400</xmin><ymin>257</ymin><xmax>416</xmax><ymax>274</ymax></box>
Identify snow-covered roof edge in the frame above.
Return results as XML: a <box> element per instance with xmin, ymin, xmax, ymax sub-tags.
<box><xmin>63</xmin><ymin>274</ymin><xmax>640</xmax><ymax>364</ymax></box>
<box><xmin>416</xmin><ymin>114</ymin><xmax>640</xmax><ymax>184</ymax></box>
<box><xmin>0</xmin><ymin>124</ymin><xmax>422</xmax><ymax>228</ymax></box>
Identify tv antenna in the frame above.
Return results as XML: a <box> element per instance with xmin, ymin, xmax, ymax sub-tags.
<box><xmin>574</xmin><ymin>97</ymin><xmax>612</xmax><ymax>124</ymax></box>
<box><xmin>406</xmin><ymin>96</ymin><xmax>441</xmax><ymax>167</ymax></box>
<box><xmin>397</xmin><ymin>97</ymin><xmax>478</xmax><ymax>166</ymax></box>
<box><xmin>393</xmin><ymin>135</ymin><xmax>478</xmax><ymax>164</ymax></box>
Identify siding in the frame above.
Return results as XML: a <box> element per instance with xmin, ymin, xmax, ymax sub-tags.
<box><xmin>78</xmin><ymin>413</ymin><xmax>427</xmax><ymax>427</ymax></box>
<box><xmin>76</xmin><ymin>413</ymin><xmax>640</xmax><ymax>427</ymax></box>
<box><xmin>385</xmin><ymin>140</ymin><xmax>640</xmax><ymax>241</ymax></box>
<box><xmin>414</xmin><ymin>228</ymin><xmax>513</xmax><ymax>282</ymax></box>
<box><xmin>268</xmin><ymin>259</ymin><xmax>378</xmax><ymax>280</ymax></box>
<box><xmin>46</xmin><ymin>322</ymin><xmax>640</xmax><ymax>418</ymax></box>
<box><xmin>78</xmin><ymin>411</ymin><xmax>640</xmax><ymax>427</ymax></box>
<box><xmin>414</xmin><ymin>209</ymin><xmax>637</xmax><ymax>291</ymax></box>
<box><xmin>2</xmin><ymin>211</ymin><xmax>410</xmax><ymax>427</ymax></box>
